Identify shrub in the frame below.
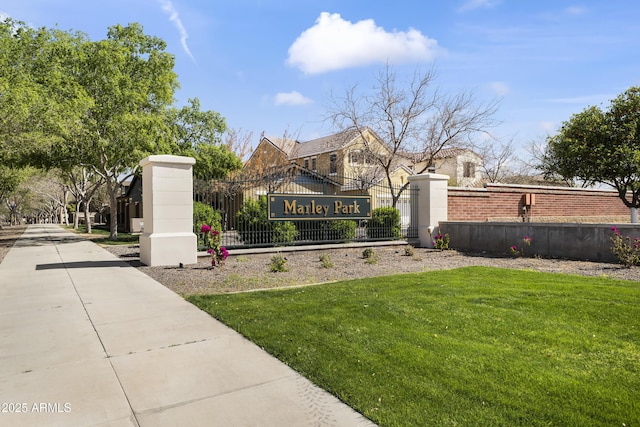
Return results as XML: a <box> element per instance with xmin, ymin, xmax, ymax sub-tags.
<box><xmin>404</xmin><ymin>245</ymin><xmax>416</xmax><ymax>257</ymax></box>
<box><xmin>194</xmin><ymin>201</ymin><xmax>222</xmax><ymax>233</ymax></box>
<box><xmin>235</xmin><ymin>196</ymin><xmax>296</xmax><ymax>245</ymax></box>
<box><xmin>362</xmin><ymin>247</ymin><xmax>375</xmax><ymax>259</ymax></box>
<box><xmin>273</xmin><ymin>221</ymin><xmax>298</xmax><ymax>246</ymax></box>
<box><xmin>366</xmin><ymin>207</ymin><xmax>401</xmax><ymax>239</ymax></box>
<box><xmin>434</xmin><ymin>230</ymin><xmax>451</xmax><ymax>250</ymax></box>
<box><xmin>319</xmin><ymin>254</ymin><xmax>334</xmax><ymax>268</ymax></box>
<box><xmin>235</xmin><ymin>196</ymin><xmax>269</xmax><ymax>244</ymax></box>
<box><xmin>610</xmin><ymin>226</ymin><xmax>640</xmax><ymax>267</ymax></box>
<box><xmin>200</xmin><ymin>224</ymin><xmax>228</xmax><ymax>267</ymax></box>
<box><xmin>509</xmin><ymin>235</ymin><xmax>531</xmax><ymax>257</ymax></box>
<box><xmin>270</xmin><ymin>254</ymin><xmax>288</xmax><ymax>272</ymax></box>
<box><xmin>295</xmin><ymin>220</ymin><xmax>356</xmax><ymax>242</ymax></box>
<box><xmin>327</xmin><ymin>220</ymin><xmax>356</xmax><ymax>241</ymax></box>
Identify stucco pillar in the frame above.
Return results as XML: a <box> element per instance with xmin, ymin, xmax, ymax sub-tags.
<box><xmin>139</xmin><ymin>155</ymin><xmax>197</xmax><ymax>266</ymax></box>
<box><xmin>408</xmin><ymin>173</ymin><xmax>449</xmax><ymax>248</ymax></box>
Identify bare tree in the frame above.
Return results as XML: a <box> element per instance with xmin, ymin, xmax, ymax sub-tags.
<box><xmin>224</xmin><ymin>128</ymin><xmax>254</xmax><ymax>162</ymax></box>
<box><xmin>475</xmin><ymin>137</ymin><xmax>517</xmax><ymax>183</ymax></box>
<box><xmin>326</xmin><ymin>64</ymin><xmax>499</xmax><ymax>206</ymax></box>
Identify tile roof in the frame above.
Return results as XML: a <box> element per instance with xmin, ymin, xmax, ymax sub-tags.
<box><xmin>263</xmin><ymin>129</ymin><xmax>363</xmax><ymax>159</ymax></box>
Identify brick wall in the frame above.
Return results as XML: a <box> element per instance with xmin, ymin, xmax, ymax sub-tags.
<box><xmin>448</xmin><ymin>183</ymin><xmax>630</xmax><ymax>222</ymax></box>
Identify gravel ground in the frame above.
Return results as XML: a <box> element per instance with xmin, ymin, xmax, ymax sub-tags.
<box><xmin>104</xmin><ymin>243</ymin><xmax>640</xmax><ymax>296</ymax></box>
<box><xmin>2</xmin><ymin>226</ymin><xmax>639</xmax><ymax>295</ymax></box>
<box><xmin>0</xmin><ymin>225</ymin><xmax>27</xmax><ymax>263</ymax></box>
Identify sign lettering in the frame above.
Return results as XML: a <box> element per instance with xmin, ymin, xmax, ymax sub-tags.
<box><xmin>268</xmin><ymin>194</ymin><xmax>371</xmax><ymax>220</ymax></box>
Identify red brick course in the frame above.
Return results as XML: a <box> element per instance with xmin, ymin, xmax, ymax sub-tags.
<box><xmin>448</xmin><ymin>183</ymin><xmax>630</xmax><ymax>222</ymax></box>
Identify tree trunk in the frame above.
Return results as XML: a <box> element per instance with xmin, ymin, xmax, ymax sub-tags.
<box><xmin>84</xmin><ymin>197</ymin><xmax>92</xmax><ymax>234</ymax></box>
<box><xmin>74</xmin><ymin>203</ymin><xmax>80</xmax><ymax>230</ymax></box>
<box><xmin>62</xmin><ymin>188</ymin><xmax>69</xmax><ymax>226</ymax></box>
<box><xmin>631</xmin><ymin>207</ymin><xmax>638</xmax><ymax>223</ymax></box>
<box><xmin>108</xmin><ymin>181</ymin><xmax>118</xmax><ymax>240</ymax></box>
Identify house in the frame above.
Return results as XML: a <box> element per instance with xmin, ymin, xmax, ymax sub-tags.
<box><xmin>116</xmin><ymin>175</ymin><xmax>143</xmax><ymax>233</ymax></box>
<box><xmin>407</xmin><ymin>147</ymin><xmax>483</xmax><ymax>187</ymax></box>
<box><xmin>245</xmin><ymin>128</ymin><xmax>480</xmax><ymax>227</ymax></box>
<box><xmin>245</xmin><ymin>128</ymin><xmax>483</xmax><ymax>188</ymax></box>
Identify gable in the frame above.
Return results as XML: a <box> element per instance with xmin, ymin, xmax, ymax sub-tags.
<box><xmin>244</xmin><ymin>137</ymin><xmax>291</xmax><ymax>171</ymax></box>
<box><xmin>291</xmin><ymin>128</ymin><xmax>391</xmax><ymax>159</ymax></box>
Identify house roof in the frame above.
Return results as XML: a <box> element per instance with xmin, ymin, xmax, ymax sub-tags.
<box><xmin>262</xmin><ymin>128</ymin><xmax>370</xmax><ymax>159</ymax></box>
<box><xmin>262</xmin><ymin>130</ymin><xmax>479</xmax><ymax>162</ymax></box>
<box><xmin>293</xmin><ymin>129</ymin><xmax>362</xmax><ymax>158</ymax></box>
<box><xmin>434</xmin><ymin>147</ymin><xmax>477</xmax><ymax>159</ymax></box>
<box><xmin>398</xmin><ymin>147</ymin><xmax>479</xmax><ymax>162</ymax></box>
<box><xmin>262</xmin><ymin>136</ymin><xmax>298</xmax><ymax>155</ymax></box>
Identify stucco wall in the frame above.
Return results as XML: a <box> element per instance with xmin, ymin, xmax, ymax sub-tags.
<box><xmin>439</xmin><ymin>222</ymin><xmax>640</xmax><ymax>262</ymax></box>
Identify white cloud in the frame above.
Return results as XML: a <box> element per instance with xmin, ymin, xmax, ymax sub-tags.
<box><xmin>565</xmin><ymin>6</ymin><xmax>587</xmax><ymax>15</ymax></box>
<box><xmin>158</xmin><ymin>0</ymin><xmax>195</xmax><ymax>62</ymax></box>
<box><xmin>458</xmin><ymin>0</ymin><xmax>501</xmax><ymax>12</ymax></box>
<box><xmin>545</xmin><ymin>94</ymin><xmax>610</xmax><ymax>104</ymax></box>
<box><xmin>488</xmin><ymin>81</ymin><xmax>510</xmax><ymax>96</ymax></box>
<box><xmin>287</xmin><ymin>12</ymin><xmax>440</xmax><ymax>74</ymax></box>
<box><xmin>540</xmin><ymin>121</ymin><xmax>557</xmax><ymax>134</ymax></box>
<box><xmin>274</xmin><ymin>91</ymin><xmax>314</xmax><ymax>106</ymax></box>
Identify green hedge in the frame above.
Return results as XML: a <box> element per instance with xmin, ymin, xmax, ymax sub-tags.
<box><xmin>365</xmin><ymin>206</ymin><xmax>401</xmax><ymax>239</ymax></box>
<box><xmin>194</xmin><ymin>201</ymin><xmax>222</xmax><ymax>233</ymax></box>
<box><xmin>294</xmin><ymin>220</ymin><xmax>356</xmax><ymax>242</ymax></box>
<box><xmin>235</xmin><ymin>196</ymin><xmax>297</xmax><ymax>245</ymax></box>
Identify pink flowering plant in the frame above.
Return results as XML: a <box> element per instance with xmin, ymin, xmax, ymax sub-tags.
<box><xmin>433</xmin><ymin>229</ymin><xmax>450</xmax><ymax>250</ymax></box>
<box><xmin>201</xmin><ymin>224</ymin><xmax>229</xmax><ymax>267</ymax></box>
<box><xmin>610</xmin><ymin>226</ymin><xmax>640</xmax><ymax>267</ymax></box>
<box><xmin>509</xmin><ymin>235</ymin><xmax>532</xmax><ymax>257</ymax></box>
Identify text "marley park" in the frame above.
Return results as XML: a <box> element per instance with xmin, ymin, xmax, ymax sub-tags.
<box><xmin>268</xmin><ymin>194</ymin><xmax>372</xmax><ymax>221</ymax></box>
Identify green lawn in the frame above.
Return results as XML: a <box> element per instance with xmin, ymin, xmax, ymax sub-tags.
<box><xmin>65</xmin><ymin>225</ymin><xmax>139</xmax><ymax>245</ymax></box>
<box><xmin>188</xmin><ymin>266</ymin><xmax>640</xmax><ymax>427</ymax></box>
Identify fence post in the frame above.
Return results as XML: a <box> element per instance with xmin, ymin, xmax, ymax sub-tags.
<box><xmin>408</xmin><ymin>173</ymin><xmax>449</xmax><ymax>248</ymax></box>
<box><xmin>139</xmin><ymin>155</ymin><xmax>197</xmax><ymax>266</ymax></box>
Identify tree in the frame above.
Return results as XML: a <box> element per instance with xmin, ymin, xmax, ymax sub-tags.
<box><xmin>475</xmin><ymin>137</ymin><xmax>517</xmax><ymax>184</ymax></box>
<box><xmin>63</xmin><ymin>167</ymin><xmax>103</xmax><ymax>232</ymax></box>
<box><xmin>326</xmin><ymin>64</ymin><xmax>499</xmax><ymax>207</ymax></box>
<box><xmin>540</xmin><ymin>87</ymin><xmax>640</xmax><ymax>222</ymax></box>
<box><xmin>39</xmin><ymin>23</ymin><xmax>180</xmax><ymax>240</ymax></box>
<box><xmin>224</xmin><ymin>128</ymin><xmax>253</xmax><ymax>162</ymax></box>
<box><xmin>167</xmin><ymin>98</ymin><xmax>242</xmax><ymax>178</ymax></box>
<box><xmin>0</xmin><ymin>19</ymin><xmax>87</xmax><ymax>207</ymax></box>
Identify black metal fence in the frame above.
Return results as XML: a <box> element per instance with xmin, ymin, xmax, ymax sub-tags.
<box><xmin>194</xmin><ymin>168</ymin><xmax>418</xmax><ymax>249</ymax></box>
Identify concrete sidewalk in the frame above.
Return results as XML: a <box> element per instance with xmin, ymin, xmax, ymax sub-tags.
<box><xmin>0</xmin><ymin>225</ymin><xmax>376</xmax><ymax>427</ymax></box>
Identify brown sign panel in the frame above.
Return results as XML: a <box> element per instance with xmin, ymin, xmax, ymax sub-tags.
<box><xmin>267</xmin><ymin>194</ymin><xmax>371</xmax><ymax>221</ymax></box>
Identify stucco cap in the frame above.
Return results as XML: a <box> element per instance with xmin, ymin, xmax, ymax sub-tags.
<box><xmin>140</xmin><ymin>155</ymin><xmax>196</xmax><ymax>168</ymax></box>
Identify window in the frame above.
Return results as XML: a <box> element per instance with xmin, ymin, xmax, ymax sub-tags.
<box><xmin>463</xmin><ymin>162</ymin><xmax>475</xmax><ymax>178</ymax></box>
<box><xmin>304</xmin><ymin>158</ymin><xmax>309</xmax><ymax>169</ymax></box>
<box><xmin>349</xmin><ymin>150</ymin><xmax>361</xmax><ymax>165</ymax></box>
<box><xmin>311</xmin><ymin>157</ymin><xmax>317</xmax><ymax>171</ymax></box>
<box><xmin>349</xmin><ymin>149</ymin><xmax>374</xmax><ymax>166</ymax></box>
<box><xmin>329</xmin><ymin>153</ymin><xmax>337</xmax><ymax>174</ymax></box>
<box><xmin>365</xmin><ymin>153</ymin><xmax>375</xmax><ymax>165</ymax></box>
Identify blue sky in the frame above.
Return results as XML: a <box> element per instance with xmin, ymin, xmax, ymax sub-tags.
<box><xmin>3</xmin><ymin>1</ymin><xmax>640</xmax><ymax>159</ymax></box>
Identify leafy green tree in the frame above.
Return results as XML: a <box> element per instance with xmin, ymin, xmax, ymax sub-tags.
<box><xmin>541</xmin><ymin>87</ymin><xmax>640</xmax><ymax>222</ymax></box>
<box><xmin>0</xmin><ymin>19</ymin><xmax>87</xmax><ymax>208</ymax></box>
<box><xmin>168</xmin><ymin>98</ymin><xmax>242</xmax><ymax>178</ymax></box>
<box><xmin>70</xmin><ymin>23</ymin><xmax>179</xmax><ymax>239</ymax></box>
<box><xmin>2</xmin><ymin>20</ymin><xmax>237</xmax><ymax>237</ymax></box>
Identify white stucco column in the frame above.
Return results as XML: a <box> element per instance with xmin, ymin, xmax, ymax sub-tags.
<box><xmin>139</xmin><ymin>155</ymin><xmax>197</xmax><ymax>266</ymax></box>
<box><xmin>408</xmin><ymin>173</ymin><xmax>449</xmax><ymax>248</ymax></box>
